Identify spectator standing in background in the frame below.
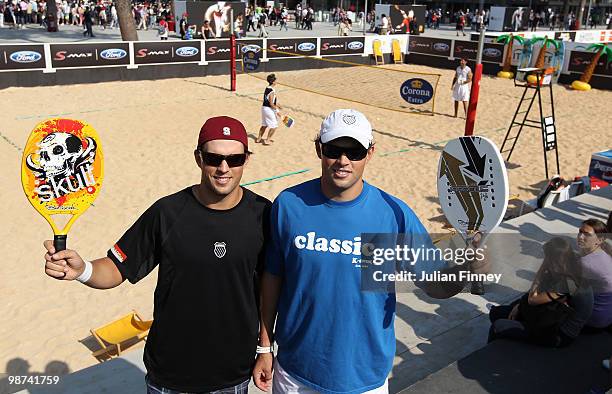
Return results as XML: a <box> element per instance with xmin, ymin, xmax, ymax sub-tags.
<box><xmin>338</xmin><ymin>17</ymin><xmax>350</xmax><ymax>36</ymax></box>
<box><xmin>202</xmin><ymin>19</ymin><xmax>215</xmax><ymax>38</ymax></box>
<box><xmin>99</xmin><ymin>5</ymin><xmax>107</xmax><ymax>29</ymax></box>
<box><xmin>83</xmin><ymin>6</ymin><xmax>94</xmax><ymax>37</ymax></box>
<box><xmin>245</xmin><ymin>5</ymin><xmax>255</xmax><ymax>32</ymax></box>
<box><xmin>476</xmin><ymin>10</ymin><xmax>484</xmax><ymax>30</ymax></box>
<box><xmin>379</xmin><ymin>13</ymin><xmax>389</xmax><ymax>34</ymax></box>
<box><xmin>456</xmin><ymin>10</ymin><xmax>466</xmax><ymax>36</ymax></box>
<box><xmin>279</xmin><ymin>7</ymin><xmax>288</xmax><ymax>31</ymax></box>
<box><xmin>158</xmin><ymin>16</ymin><xmax>169</xmax><ymax>40</ymax></box>
<box><xmin>295</xmin><ymin>3</ymin><xmax>301</xmax><ymax>29</ymax></box>
<box><xmin>110</xmin><ymin>4</ymin><xmax>117</xmax><ymax>29</ymax></box>
<box><xmin>305</xmin><ymin>6</ymin><xmax>314</xmax><ymax>30</ymax></box>
<box><xmin>549</xmin><ymin>10</ymin><xmax>555</xmax><ymax>29</ymax></box>
<box><xmin>257</xmin><ymin>9</ymin><xmax>268</xmax><ymax>38</ymax></box>
<box><xmin>234</xmin><ymin>13</ymin><xmax>244</xmax><ymax>38</ymax></box>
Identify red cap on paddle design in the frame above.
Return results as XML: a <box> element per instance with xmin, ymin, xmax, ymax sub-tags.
<box><xmin>197</xmin><ymin>116</ymin><xmax>248</xmax><ymax>151</ymax></box>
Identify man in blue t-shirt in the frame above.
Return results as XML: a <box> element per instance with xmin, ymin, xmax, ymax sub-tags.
<box><xmin>253</xmin><ymin>109</ymin><xmax>482</xmax><ymax>393</ymax></box>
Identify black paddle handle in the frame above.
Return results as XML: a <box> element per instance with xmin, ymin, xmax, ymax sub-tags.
<box><xmin>53</xmin><ymin>235</ymin><xmax>67</xmax><ymax>279</ymax></box>
<box><xmin>54</xmin><ymin>234</ymin><xmax>67</xmax><ymax>252</ymax></box>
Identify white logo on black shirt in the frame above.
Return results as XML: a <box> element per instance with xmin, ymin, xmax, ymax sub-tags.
<box><xmin>214</xmin><ymin>242</ymin><xmax>227</xmax><ymax>258</ymax></box>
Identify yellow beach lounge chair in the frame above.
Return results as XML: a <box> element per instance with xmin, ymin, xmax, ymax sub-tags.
<box><xmin>373</xmin><ymin>39</ymin><xmax>384</xmax><ymax>65</ymax></box>
<box><xmin>392</xmin><ymin>39</ymin><xmax>403</xmax><ymax>64</ymax></box>
<box><xmin>90</xmin><ymin>310</ymin><xmax>153</xmax><ymax>359</ymax></box>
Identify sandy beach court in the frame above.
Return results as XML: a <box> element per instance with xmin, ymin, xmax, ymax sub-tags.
<box><xmin>1</xmin><ymin>64</ymin><xmax>611</xmax><ymax>381</ymax></box>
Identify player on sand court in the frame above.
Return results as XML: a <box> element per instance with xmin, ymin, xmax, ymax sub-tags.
<box><xmin>43</xmin><ymin>116</ymin><xmax>271</xmax><ymax>394</ymax></box>
<box><xmin>452</xmin><ymin>57</ymin><xmax>473</xmax><ymax>118</ymax></box>
<box><xmin>253</xmin><ymin>109</ymin><xmax>488</xmax><ymax>393</ymax></box>
<box><xmin>257</xmin><ymin>73</ymin><xmax>282</xmax><ymax>146</ymax></box>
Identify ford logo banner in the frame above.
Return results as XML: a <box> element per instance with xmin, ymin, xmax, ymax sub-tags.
<box><xmin>297</xmin><ymin>42</ymin><xmax>316</xmax><ymax>51</ymax></box>
<box><xmin>483</xmin><ymin>48</ymin><xmax>502</xmax><ymax>58</ymax></box>
<box><xmin>9</xmin><ymin>51</ymin><xmax>42</xmax><ymax>63</ymax></box>
<box><xmin>241</xmin><ymin>44</ymin><xmax>262</xmax><ymax>54</ymax></box>
<box><xmin>176</xmin><ymin>46</ymin><xmax>199</xmax><ymax>57</ymax></box>
<box><xmin>347</xmin><ymin>41</ymin><xmax>364</xmax><ymax>50</ymax></box>
<box><xmin>99</xmin><ymin>48</ymin><xmax>127</xmax><ymax>60</ymax></box>
<box><xmin>433</xmin><ymin>43</ymin><xmax>449</xmax><ymax>52</ymax></box>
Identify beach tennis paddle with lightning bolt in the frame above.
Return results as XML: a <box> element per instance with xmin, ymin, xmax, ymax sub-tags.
<box><xmin>437</xmin><ymin>136</ymin><xmax>509</xmax><ymax>244</ymax></box>
<box><xmin>21</xmin><ymin>118</ymin><xmax>104</xmax><ymax>253</ymax></box>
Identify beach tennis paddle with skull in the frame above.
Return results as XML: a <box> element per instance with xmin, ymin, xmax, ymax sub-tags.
<box><xmin>21</xmin><ymin>118</ymin><xmax>104</xmax><ymax>253</ymax></box>
<box><xmin>437</xmin><ymin>136</ymin><xmax>508</xmax><ymax>244</ymax></box>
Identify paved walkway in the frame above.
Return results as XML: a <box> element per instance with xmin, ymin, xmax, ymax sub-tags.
<box><xmin>402</xmin><ymin>332</ymin><xmax>612</xmax><ymax>393</ymax></box>
<box><xmin>1</xmin><ymin>21</ymin><xmax>372</xmax><ymax>43</ymax></box>
<box><xmin>1</xmin><ymin>21</ymin><xmax>603</xmax><ymax>43</ymax></box>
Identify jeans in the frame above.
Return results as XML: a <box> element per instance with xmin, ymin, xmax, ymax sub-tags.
<box><xmin>146</xmin><ymin>375</ymin><xmax>250</xmax><ymax>394</ymax></box>
<box><xmin>258</xmin><ymin>25</ymin><xmax>267</xmax><ymax>37</ymax></box>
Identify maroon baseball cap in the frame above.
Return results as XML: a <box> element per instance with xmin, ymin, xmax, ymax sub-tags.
<box><xmin>197</xmin><ymin>116</ymin><xmax>249</xmax><ymax>151</ymax></box>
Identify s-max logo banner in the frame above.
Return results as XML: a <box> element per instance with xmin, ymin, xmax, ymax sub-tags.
<box><xmin>50</xmin><ymin>43</ymin><xmax>129</xmax><ymax>68</ymax></box>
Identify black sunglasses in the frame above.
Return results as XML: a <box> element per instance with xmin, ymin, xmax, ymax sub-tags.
<box><xmin>200</xmin><ymin>151</ymin><xmax>247</xmax><ymax>167</ymax></box>
<box><xmin>321</xmin><ymin>143</ymin><xmax>368</xmax><ymax>161</ymax></box>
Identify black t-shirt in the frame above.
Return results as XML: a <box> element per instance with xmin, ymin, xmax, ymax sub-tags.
<box><xmin>107</xmin><ymin>187</ymin><xmax>271</xmax><ymax>392</ymax></box>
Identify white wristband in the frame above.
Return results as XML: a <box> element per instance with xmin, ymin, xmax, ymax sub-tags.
<box><xmin>256</xmin><ymin>345</ymin><xmax>274</xmax><ymax>354</ymax></box>
<box><xmin>76</xmin><ymin>260</ymin><xmax>93</xmax><ymax>283</ymax></box>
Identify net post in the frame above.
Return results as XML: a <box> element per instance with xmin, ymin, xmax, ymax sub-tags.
<box><xmin>230</xmin><ymin>9</ymin><xmax>236</xmax><ymax>92</ymax></box>
<box><xmin>464</xmin><ymin>26</ymin><xmax>486</xmax><ymax>136</ymax></box>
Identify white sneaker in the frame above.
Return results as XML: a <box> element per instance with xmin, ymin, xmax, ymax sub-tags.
<box><xmin>603</xmin><ymin>359</ymin><xmax>610</xmax><ymax>370</ymax></box>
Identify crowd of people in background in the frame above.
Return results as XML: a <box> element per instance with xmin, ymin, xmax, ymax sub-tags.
<box><xmin>248</xmin><ymin>5</ymin><xmax>294</xmax><ymax>38</ymax></box>
<box><xmin>375</xmin><ymin>11</ymin><xmax>419</xmax><ymax>35</ymax></box>
<box><xmin>241</xmin><ymin>5</ymin><xmax>289</xmax><ymax>38</ymax></box>
<box><xmin>421</xmin><ymin>6</ymin><xmax>612</xmax><ymax>33</ymax></box>
<box><xmin>514</xmin><ymin>7</ymin><xmax>612</xmax><ymax>31</ymax></box>
<box><xmin>332</xmin><ymin>7</ymin><xmax>354</xmax><ymax>36</ymax></box>
<box><xmin>2</xmin><ymin>0</ymin><xmax>611</xmax><ymax>37</ymax></box>
<box><xmin>238</xmin><ymin>3</ymin><xmax>314</xmax><ymax>39</ymax></box>
<box><xmin>0</xmin><ymin>0</ymin><xmax>173</xmax><ymax>34</ymax></box>
<box><xmin>176</xmin><ymin>3</ymin><xmax>312</xmax><ymax>40</ymax></box>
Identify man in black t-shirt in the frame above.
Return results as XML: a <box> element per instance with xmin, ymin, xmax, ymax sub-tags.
<box><xmin>43</xmin><ymin>116</ymin><xmax>271</xmax><ymax>393</ymax></box>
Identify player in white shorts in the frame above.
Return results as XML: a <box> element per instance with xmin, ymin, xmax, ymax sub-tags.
<box><xmin>452</xmin><ymin>58</ymin><xmax>473</xmax><ymax>118</ymax></box>
<box><xmin>257</xmin><ymin>73</ymin><xmax>282</xmax><ymax>146</ymax></box>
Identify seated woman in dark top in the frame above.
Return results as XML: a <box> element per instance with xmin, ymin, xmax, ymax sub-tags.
<box><xmin>488</xmin><ymin>237</ymin><xmax>589</xmax><ymax>347</ymax></box>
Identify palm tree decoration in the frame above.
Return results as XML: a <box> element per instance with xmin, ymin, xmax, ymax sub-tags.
<box><xmin>496</xmin><ymin>34</ymin><xmax>525</xmax><ymax>79</ymax></box>
<box><xmin>572</xmin><ymin>43</ymin><xmax>612</xmax><ymax>91</ymax></box>
<box><xmin>526</xmin><ymin>36</ymin><xmax>560</xmax><ymax>84</ymax></box>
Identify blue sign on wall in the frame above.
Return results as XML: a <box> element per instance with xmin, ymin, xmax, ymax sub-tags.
<box><xmin>399</xmin><ymin>78</ymin><xmax>434</xmax><ymax>105</ymax></box>
<box><xmin>243</xmin><ymin>50</ymin><xmax>260</xmax><ymax>72</ymax></box>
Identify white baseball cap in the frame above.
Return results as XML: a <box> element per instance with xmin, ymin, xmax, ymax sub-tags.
<box><xmin>318</xmin><ymin>109</ymin><xmax>373</xmax><ymax>149</ymax></box>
